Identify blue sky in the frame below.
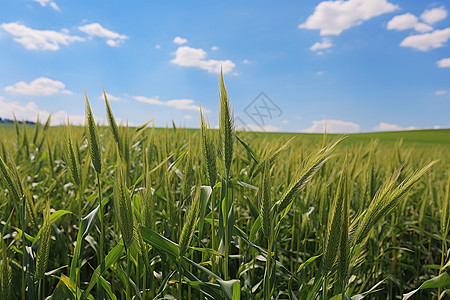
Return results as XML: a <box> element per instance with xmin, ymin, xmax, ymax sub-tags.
<box><xmin>0</xmin><ymin>0</ymin><xmax>449</xmax><ymax>133</ymax></box>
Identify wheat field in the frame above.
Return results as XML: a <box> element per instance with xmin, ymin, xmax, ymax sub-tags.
<box><xmin>0</xmin><ymin>74</ymin><xmax>449</xmax><ymax>299</ymax></box>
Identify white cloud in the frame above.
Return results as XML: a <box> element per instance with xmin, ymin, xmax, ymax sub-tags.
<box><xmin>5</xmin><ymin>77</ymin><xmax>72</xmax><ymax>96</ymax></box>
<box><xmin>211</xmin><ymin>46</ymin><xmax>219</xmax><ymax>51</ymax></box>
<box><xmin>0</xmin><ymin>22</ymin><xmax>84</xmax><ymax>50</ymax></box>
<box><xmin>310</xmin><ymin>38</ymin><xmax>333</xmax><ymax>51</ymax></box>
<box><xmin>243</xmin><ymin>59</ymin><xmax>250</xmax><ymax>64</ymax></box>
<box><xmin>100</xmin><ymin>93</ymin><xmax>122</xmax><ymax>101</ymax></box>
<box><xmin>78</xmin><ymin>23</ymin><xmax>128</xmax><ymax>47</ymax></box>
<box><xmin>302</xmin><ymin>119</ymin><xmax>360</xmax><ymax>133</ymax></box>
<box><xmin>316</xmin><ymin>71</ymin><xmax>324</xmax><ymax>75</ymax></box>
<box><xmin>437</xmin><ymin>57</ymin><xmax>450</xmax><ymax>68</ymax></box>
<box><xmin>33</xmin><ymin>0</ymin><xmax>59</xmax><ymax>11</ymax></box>
<box><xmin>184</xmin><ymin>115</ymin><xmax>193</xmax><ymax>120</ymax></box>
<box><xmin>373</xmin><ymin>122</ymin><xmax>416</xmax><ymax>131</ymax></box>
<box><xmin>282</xmin><ymin>120</ymin><xmax>290</xmax><ymax>124</ymax></box>
<box><xmin>173</xmin><ymin>36</ymin><xmax>187</xmax><ymax>45</ymax></box>
<box><xmin>400</xmin><ymin>28</ymin><xmax>450</xmax><ymax>51</ymax></box>
<box><xmin>420</xmin><ymin>6</ymin><xmax>448</xmax><ymax>25</ymax></box>
<box><xmin>171</xmin><ymin>46</ymin><xmax>236</xmax><ymax>74</ymax></box>
<box><xmin>299</xmin><ymin>0</ymin><xmax>398</xmax><ymax>35</ymax></box>
<box><xmin>155</xmin><ymin>44</ymin><xmax>161</xmax><ymax>49</ymax></box>
<box><xmin>134</xmin><ymin>96</ymin><xmax>209</xmax><ymax>112</ymax></box>
<box><xmin>435</xmin><ymin>90</ymin><xmax>447</xmax><ymax>96</ymax></box>
<box><xmin>387</xmin><ymin>13</ymin><xmax>432</xmax><ymax>33</ymax></box>
<box><xmin>0</xmin><ymin>97</ymin><xmax>87</xmax><ymax>125</ymax></box>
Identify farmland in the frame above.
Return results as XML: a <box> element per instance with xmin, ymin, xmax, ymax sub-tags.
<box><xmin>0</xmin><ymin>77</ymin><xmax>449</xmax><ymax>299</ymax></box>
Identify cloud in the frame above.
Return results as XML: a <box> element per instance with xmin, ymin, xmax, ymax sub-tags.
<box><xmin>5</xmin><ymin>77</ymin><xmax>72</xmax><ymax>96</ymax></box>
<box><xmin>243</xmin><ymin>59</ymin><xmax>250</xmax><ymax>64</ymax></box>
<box><xmin>33</xmin><ymin>0</ymin><xmax>59</xmax><ymax>11</ymax></box>
<box><xmin>0</xmin><ymin>22</ymin><xmax>84</xmax><ymax>50</ymax></box>
<box><xmin>211</xmin><ymin>46</ymin><xmax>219</xmax><ymax>51</ymax></box>
<box><xmin>0</xmin><ymin>97</ymin><xmax>88</xmax><ymax>125</ymax></box>
<box><xmin>302</xmin><ymin>119</ymin><xmax>360</xmax><ymax>133</ymax></box>
<box><xmin>420</xmin><ymin>6</ymin><xmax>448</xmax><ymax>25</ymax></box>
<box><xmin>435</xmin><ymin>90</ymin><xmax>447</xmax><ymax>96</ymax></box>
<box><xmin>400</xmin><ymin>28</ymin><xmax>450</xmax><ymax>51</ymax></box>
<box><xmin>184</xmin><ymin>115</ymin><xmax>192</xmax><ymax>120</ymax></box>
<box><xmin>100</xmin><ymin>92</ymin><xmax>122</xmax><ymax>101</ymax></box>
<box><xmin>173</xmin><ymin>36</ymin><xmax>187</xmax><ymax>45</ymax></box>
<box><xmin>310</xmin><ymin>38</ymin><xmax>333</xmax><ymax>51</ymax></box>
<box><xmin>78</xmin><ymin>23</ymin><xmax>128</xmax><ymax>47</ymax></box>
<box><xmin>316</xmin><ymin>71</ymin><xmax>324</xmax><ymax>75</ymax></box>
<box><xmin>373</xmin><ymin>122</ymin><xmax>416</xmax><ymax>131</ymax></box>
<box><xmin>171</xmin><ymin>46</ymin><xmax>236</xmax><ymax>74</ymax></box>
<box><xmin>282</xmin><ymin>120</ymin><xmax>290</xmax><ymax>124</ymax></box>
<box><xmin>387</xmin><ymin>13</ymin><xmax>432</xmax><ymax>33</ymax></box>
<box><xmin>155</xmin><ymin>44</ymin><xmax>161</xmax><ymax>49</ymax></box>
<box><xmin>299</xmin><ymin>0</ymin><xmax>398</xmax><ymax>35</ymax></box>
<box><xmin>134</xmin><ymin>96</ymin><xmax>209</xmax><ymax>112</ymax></box>
<box><xmin>437</xmin><ymin>57</ymin><xmax>450</xmax><ymax>68</ymax></box>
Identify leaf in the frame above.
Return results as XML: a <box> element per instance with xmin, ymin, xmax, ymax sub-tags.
<box><xmin>218</xmin><ymin>279</ymin><xmax>241</xmax><ymax>300</ymax></box>
<box><xmin>82</xmin><ymin>242</ymin><xmax>125</xmax><ymax>298</ymax></box>
<box><xmin>32</xmin><ymin>210</ymin><xmax>73</xmax><ymax>243</ymax></box>
<box><xmin>403</xmin><ymin>272</ymin><xmax>450</xmax><ymax>300</ymax></box>
<box><xmin>198</xmin><ymin>185</ymin><xmax>213</xmax><ymax>242</ymax></box>
<box><xmin>351</xmin><ymin>279</ymin><xmax>385</xmax><ymax>300</ymax></box>
<box><xmin>234</xmin><ymin>133</ymin><xmax>260</xmax><ymax>164</ymax></box>
<box><xmin>296</xmin><ymin>254</ymin><xmax>322</xmax><ymax>274</ymax></box>
<box><xmin>69</xmin><ymin>205</ymin><xmax>99</xmax><ymax>286</ymax></box>
<box><xmin>139</xmin><ymin>225</ymin><xmax>179</xmax><ymax>259</ymax></box>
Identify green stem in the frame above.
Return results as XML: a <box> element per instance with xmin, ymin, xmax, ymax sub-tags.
<box><xmin>21</xmin><ymin>198</ymin><xmax>26</xmax><ymax>300</ymax></box>
<box><xmin>438</xmin><ymin>234</ymin><xmax>447</xmax><ymax>298</ymax></box>
<box><xmin>126</xmin><ymin>249</ymin><xmax>131</xmax><ymax>299</ymax></box>
<box><xmin>178</xmin><ymin>259</ymin><xmax>183</xmax><ymax>300</ymax></box>
<box><xmin>211</xmin><ymin>188</ymin><xmax>216</xmax><ymax>274</ymax></box>
<box><xmin>323</xmin><ymin>276</ymin><xmax>328</xmax><ymax>300</ymax></box>
<box><xmin>96</xmin><ymin>173</ymin><xmax>105</xmax><ymax>300</ymax></box>
<box><xmin>223</xmin><ymin>174</ymin><xmax>229</xmax><ymax>280</ymax></box>
<box><xmin>142</xmin><ymin>264</ymin><xmax>146</xmax><ymax>300</ymax></box>
<box><xmin>264</xmin><ymin>236</ymin><xmax>274</xmax><ymax>300</ymax></box>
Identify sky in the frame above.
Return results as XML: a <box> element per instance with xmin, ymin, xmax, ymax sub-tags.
<box><xmin>0</xmin><ymin>0</ymin><xmax>449</xmax><ymax>133</ymax></box>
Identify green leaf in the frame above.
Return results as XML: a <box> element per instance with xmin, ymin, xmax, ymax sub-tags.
<box><xmin>218</xmin><ymin>279</ymin><xmax>241</xmax><ymax>300</ymax></box>
<box><xmin>403</xmin><ymin>272</ymin><xmax>450</xmax><ymax>300</ymax></box>
<box><xmin>139</xmin><ymin>224</ymin><xmax>179</xmax><ymax>259</ymax></box>
<box><xmin>296</xmin><ymin>254</ymin><xmax>322</xmax><ymax>274</ymax></box>
<box><xmin>82</xmin><ymin>242</ymin><xmax>125</xmax><ymax>298</ymax></box>
<box><xmin>70</xmin><ymin>205</ymin><xmax>99</xmax><ymax>286</ymax></box>
<box><xmin>32</xmin><ymin>210</ymin><xmax>73</xmax><ymax>243</ymax></box>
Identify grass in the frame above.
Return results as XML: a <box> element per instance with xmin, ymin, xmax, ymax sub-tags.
<box><xmin>0</xmin><ymin>75</ymin><xmax>449</xmax><ymax>299</ymax></box>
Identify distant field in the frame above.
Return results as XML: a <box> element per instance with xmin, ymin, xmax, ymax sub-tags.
<box><xmin>230</xmin><ymin>128</ymin><xmax>450</xmax><ymax>146</ymax></box>
<box><xmin>2</xmin><ymin>124</ymin><xmax>448</xmax><ymax>145</ymax></box>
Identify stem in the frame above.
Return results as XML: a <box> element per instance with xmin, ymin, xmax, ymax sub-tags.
<box><xmin>264</xmin><ymin>236</ymin><xmax>274</xmax><ymax>300</ymax></box>
<box><xmin>323</xmin><ymin>276</ymin><xmax>328</xmax><ymax>300</ymax></box>
<box><xmin>223</xmin><ymin>173</ymin><xmax>229</xmax><ymax>280</ymax></box>
<box><xmin>211</xmin><ymin>188</ymin><xmax>216</xmax><ymax>274</ymax></box>
<box><xmin>178</xmin><ymin>259</ymin><xmax>183</xmax><ymax>300</ymax></box>
<box><xmin>438</xmin><ymin>234</ymin><xmax>447</xmax><ymax>298</ymax></box>
<box><xmin>21</xmin><ymin>198</ymin><xmax>26</xmax><ymax>300</ymax></box>
<box><xmin>38</xmin><ymin>279</ymin><xmax>42</xmax><ymax>300</ymax></box>
<box><xmin>126</xmin><ymin>249</ymin><xmax>131</xmax><ymax>299</ymax></box>
<box><xmin>142</xmin><ymin>264</ymin><xmax>146</xmax><ymax>300</ymax></box>
<box><xmin>96</xmin><ymin>173</ymin><xmax>105</xmax><ymax>300</ymax></box>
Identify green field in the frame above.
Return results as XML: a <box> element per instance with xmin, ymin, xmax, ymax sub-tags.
<box><xmin>0</xmin><ymin>80</ymin><xmax>449</xmax><ymax>299</ymax></box>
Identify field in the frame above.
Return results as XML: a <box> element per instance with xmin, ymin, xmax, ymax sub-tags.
<box><xmin>0</xmin><ymin>77</ymin><xmax>449</xmax><ymax>300</ymax></box>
